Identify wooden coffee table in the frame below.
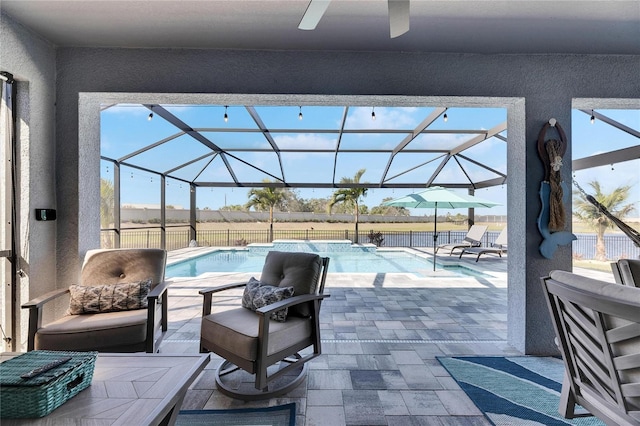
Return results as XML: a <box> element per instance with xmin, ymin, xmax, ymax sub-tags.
<box><xmin>1</xmin><ymin>353</ymin><xmax>209</xmax><ymax>425</ymax></box>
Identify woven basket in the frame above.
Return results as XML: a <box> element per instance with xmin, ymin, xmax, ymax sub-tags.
<box><xmin>0</xmin><ymin>350</ymin><xmax>98</xmax><ymax>418</ymax></box>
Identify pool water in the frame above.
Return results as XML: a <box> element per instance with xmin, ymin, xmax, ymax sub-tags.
<box><xmin>165</xmin><ymin>249</ymin><xmax>488</xmax><ymax>278</ymax></box>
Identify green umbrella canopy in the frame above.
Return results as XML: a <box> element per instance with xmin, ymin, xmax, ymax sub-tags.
<box><xmin>383</xmin><ymin>186</ymin><xmax>500</xmax><ymax>209</ymax></box>
<box><xmin>384</xmin><ymin>186</ymin><xmax>500</xmax><ymax>271</ymax></box>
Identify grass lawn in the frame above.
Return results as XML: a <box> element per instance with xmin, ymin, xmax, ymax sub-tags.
<box><xmin>573</xmin><ymin>259</ymin><xmax>614</xmax><ymax>272</ymax></box>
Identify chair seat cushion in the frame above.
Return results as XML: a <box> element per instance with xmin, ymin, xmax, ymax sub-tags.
<box><xmin>201</xmin><ymin>307</ymin><xmax>312</xmax><ymax>362</ymax></box>
<box><xmin>35</xmin><ymin>309</ymin><xmax>148</xmax><ymax>351</ymax></box>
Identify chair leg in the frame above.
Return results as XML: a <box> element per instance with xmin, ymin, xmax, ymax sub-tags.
<box><xmin>558</xmin><ymin>371</ymin><xmax>591</xmax><ymax>418</ymax></box>
<box><xmin>559</xmin><ymin>371</ymin><xmax>576</xmax><ymax>418</ymax></box>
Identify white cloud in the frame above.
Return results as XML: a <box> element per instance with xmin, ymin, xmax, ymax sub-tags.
<box><xmin>274</xmin><ymin>133</ymin><xmax>336</xmax><ymax>152</ymax></box>
<box><xmin>344</xmin><ymin>107</ymin><xmax>417</xmax><ymax>131</ymax></box>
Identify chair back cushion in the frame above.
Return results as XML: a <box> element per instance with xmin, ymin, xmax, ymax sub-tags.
<box><xmin>260</xmin><ymin>251</ymin><xmax>322</xmax><ymax>317</ymax></box>
<box><xmin>81</xmin><ymin>248</ymin><xmax>166</xmax><ymax>289</ymax></box>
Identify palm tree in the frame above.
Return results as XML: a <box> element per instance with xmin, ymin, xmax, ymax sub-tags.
<box><xmin>328</xmin><ymin>169</ymin><xmax>368</xmax><ymax>243</ymax></box>
<box><xmin>246</xmin><ymin>180</ymin><xmax>287</xmax><ymax>242</ymax></box>
<box><xmin>100</xmin><ymin>178</ymin><xmax>115</xmax><ymax>248</ymax></box>
<box><xmin>573</xmin><ymin>180</ymin><xmax>635</xmax><ymax>261</ymax></box>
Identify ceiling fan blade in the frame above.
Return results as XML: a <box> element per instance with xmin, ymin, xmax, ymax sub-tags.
<box><xmin>388</xmin><ymin>0</ymin><xmax>410</xmax><ymax>38</ymax></box>
<box><xmin>298</xmin><ymin>0</ymin><xmax>332</xmax><ymax>30</ymax></box>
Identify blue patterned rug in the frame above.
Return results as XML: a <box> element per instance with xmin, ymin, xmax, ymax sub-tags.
<box><xmin>437</xmin><ymin>356</ymin><xmax>605</xmax><ymax>425</ymax></box>
<box><xmin>176</xmin><ymin>402</ymin><xmax>296</xmax><ymax>426</ymax></box>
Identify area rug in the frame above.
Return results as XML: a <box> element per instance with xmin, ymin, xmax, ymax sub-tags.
<box><xmin>176</xmin><ymin>402</ymin><xmax>296</xmax><ymax>426</ymax></box>
<box><xmin>437</xmin><ymin>356</ymin><xmax>605</xmax><ymax>425</ymax></box>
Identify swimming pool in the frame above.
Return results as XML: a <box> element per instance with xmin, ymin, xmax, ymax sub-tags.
<box><xmin>165</xmin><ymin>248</ymin><xmax>488</xmax><ymax>279</ymax></box>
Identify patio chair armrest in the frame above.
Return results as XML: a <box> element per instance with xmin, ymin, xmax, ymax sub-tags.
<box><xmin>21</xmin><ymin>288</ymin><xmax>69</xmax><ymax>310</ymax></box>
<box><xmin>255</xmin><ymin>293</ymin><xmax>330</xmax><ymax>316</ymax></box>
<box><xmin>21</xmin><ymin>288</ymin><xmax>70</xmax><ymax>351</ymax></box>
<box><xmin>200</xmin><ymin>281</ymin><xmax>248</xmax><ymax>316</ymax></box>
<box><xmin>148</xmin><ymin>280</ymin><xmax>169</xmax><ymax>300</ymax></box>
<box><xmin>146</xmin><ymin>280</ymin><xmax>170</xmax><ymax>348</ymax></box>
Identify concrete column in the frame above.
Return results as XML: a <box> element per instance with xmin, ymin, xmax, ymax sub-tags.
<box><xmin>507</xmin><ymin>96</ymin><xmax>573</xmax><ymax>355</ymax></box>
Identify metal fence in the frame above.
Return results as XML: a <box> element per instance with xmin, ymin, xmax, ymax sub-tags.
<box><xmin>571</xmin><ymin>233</ymin><xmax>640</xmax><ymax>260</ymax></box>
<box><xmin>101</xmin><ymin>228</ymin><xmax>500</xmax><ymax>251</ymax></box>
<box><xmin>100</xmin><ymin>228</ymin><xmax>640</xmax><ymax>260</ymax></box>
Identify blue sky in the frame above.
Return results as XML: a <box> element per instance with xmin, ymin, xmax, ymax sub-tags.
<box><xmin>101</xmin><ymin>105</ymin><xmax>639</xmax><ymax>217</ymax></box>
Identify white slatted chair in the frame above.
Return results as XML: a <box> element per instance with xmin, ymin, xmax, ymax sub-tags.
<box><xmin>542</xmin><ymin>270</ymin><xmax>640</xmax><ymax>425</ymax></box>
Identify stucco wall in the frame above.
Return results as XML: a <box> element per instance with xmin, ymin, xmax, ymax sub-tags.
<box><xmin>0</xmin><ymin>12</ymin><xmax>57</xmax><ymax>350</ymax></box>
<box><xmin>59</xmin><ymin>49</ymin><xmax>639</xmax><ymax>354</ymax></box>
<box><xmin>2</xmin><ymin>7</ymin><xmax>639</xmax><ymax>353</ymax></box>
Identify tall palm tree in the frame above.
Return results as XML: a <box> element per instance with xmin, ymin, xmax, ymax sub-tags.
<box><xmin>328</xmin><ymin>169</ymin><xmax>368</xmax><ymax>243</ymax></box>
<box><xmin>246</xmin><ymin>180</ymin><xmax>287</xmax><ymax>242</ymax></box>
<box><xmin>573</xmin><ymin>180</ymin><xmax>635</xmax><ymax>261</ymax></box>
<box><xmin>100</xmin><ymin>178</ymin><xmax>115</xmax><ymax>248</ymax></box>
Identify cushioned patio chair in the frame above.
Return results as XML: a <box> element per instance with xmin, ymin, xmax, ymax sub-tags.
<box><xmin>611</xmin><ymin>258</ymin><xmax>640</xmax><ymax>287</ymax></box>
<box><xmin>22</xmin><ymin>248</ymin><xmax>168</xmax><ymax>353</ymax></box>
<box><xmin>458</xmin><ymin>227</ymin><xmax>507</xmax><ymax>262</ymax></box>
<box><xmin>435</xmin><ymin>224</ymin><xmax>487</xmax><ymax>255</ymax></box>
<box><xmin>199</xmin><ymin>250</ymin><xmax>329</xmax><ymax>400</ymax></box>
<box><xmin>541</xmin><ymin>270</ymin><xmax>640</xmax><ymax>425</ymax></box>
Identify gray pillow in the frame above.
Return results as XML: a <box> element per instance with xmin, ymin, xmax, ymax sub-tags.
<box><xmin>242</xmin><ymin>277</ymin><xmax>294</xmax><ymax>322</ymax></box>
<box><xmin>67</xmin><ymin>278</ymin><xmax>151</xmax><ymax>315</ymax></box>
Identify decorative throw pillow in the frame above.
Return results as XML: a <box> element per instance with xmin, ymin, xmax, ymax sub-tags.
<box><xmin>242</xmin><ymin>277</ymin><xmax>294</xmax><ymax>322</ymax></box>
<box><xmin>67</xmin><ymin>278</ymin><xmax>152</xmax><ymax>315</ymax></box>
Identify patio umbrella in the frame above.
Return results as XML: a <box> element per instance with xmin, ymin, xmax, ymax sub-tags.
<box><xmin>384</xmin><ymin>186</ymin><xmax>500</xmax><ymax>270</ymax></box>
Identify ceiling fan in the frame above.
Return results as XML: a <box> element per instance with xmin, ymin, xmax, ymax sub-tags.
<box><xmin>299</xmin><ymin>0</ymin><xmax>410</xmax><ymax>38</ymax></box>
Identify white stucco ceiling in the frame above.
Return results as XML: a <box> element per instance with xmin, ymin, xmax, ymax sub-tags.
<box><xmin>2</xmin><ymin>0</ymin><xmax>639</xmax><ymax>54</ymax></box>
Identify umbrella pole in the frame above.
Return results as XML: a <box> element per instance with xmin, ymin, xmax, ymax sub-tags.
<box><xmin>433</xmin><ymin>203</ymin><xmax>438</xmax><ymax>271</ymax></box>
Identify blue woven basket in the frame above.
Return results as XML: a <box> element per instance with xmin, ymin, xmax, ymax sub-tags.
<box><xmin>0</xmin><ymin>350</ymin><xmax>98</xmax><ymax>418</ymax></box>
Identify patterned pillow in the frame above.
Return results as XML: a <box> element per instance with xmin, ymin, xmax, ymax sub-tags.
<box><xmin>242</xmin><ymin>277</ymin><xmax>294</xmax><ymax>322</ymax></box>
<box><xmin>66</xmin><ymin>278</ymin><xmax>152</xmax><ymax>315</ymax></box>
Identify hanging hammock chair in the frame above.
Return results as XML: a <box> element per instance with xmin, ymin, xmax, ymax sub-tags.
<box><xmin>574</xmin><ymin>179</ymin><xmax>640</xmax><ymax>248</ymax></box>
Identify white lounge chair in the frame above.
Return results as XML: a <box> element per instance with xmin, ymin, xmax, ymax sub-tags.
<box><xmin>459</xmin><ymin>228</ymin><xmax>507</xmax><ymax>262</ymax></box>
<box><xmin>435</xmin><ymin>224</ymin><xmax>487</xmax><ymax>255</ymax></box>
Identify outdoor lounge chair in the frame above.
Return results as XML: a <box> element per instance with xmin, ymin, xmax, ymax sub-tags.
<box><xmin>541</xmin><ymin>270</ymin><xmax>640</xmax><ymax>425</ymax></box>
<box><xmin>611</xmin><ymin>258</ymin><xmax>640</xmax><ymax>287</ymax></box>
<box><xmin>458</xmin><ymin>227</ymin><xmax>507</xmax><ymax>262</ymax></box>
<box><xmin>435</xmin><ymin>224</ymin><xmax>487</xmax><ymax>255</ymax></box>
<box><xmin>22</xmin><ymin>248</ymin><xmax>168</xmax><ymax>353</ymax></box>
<box><xmin>199</xmin><ymin>250</ymin><xmax>329</xmax><ymax>400</ymax></box>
